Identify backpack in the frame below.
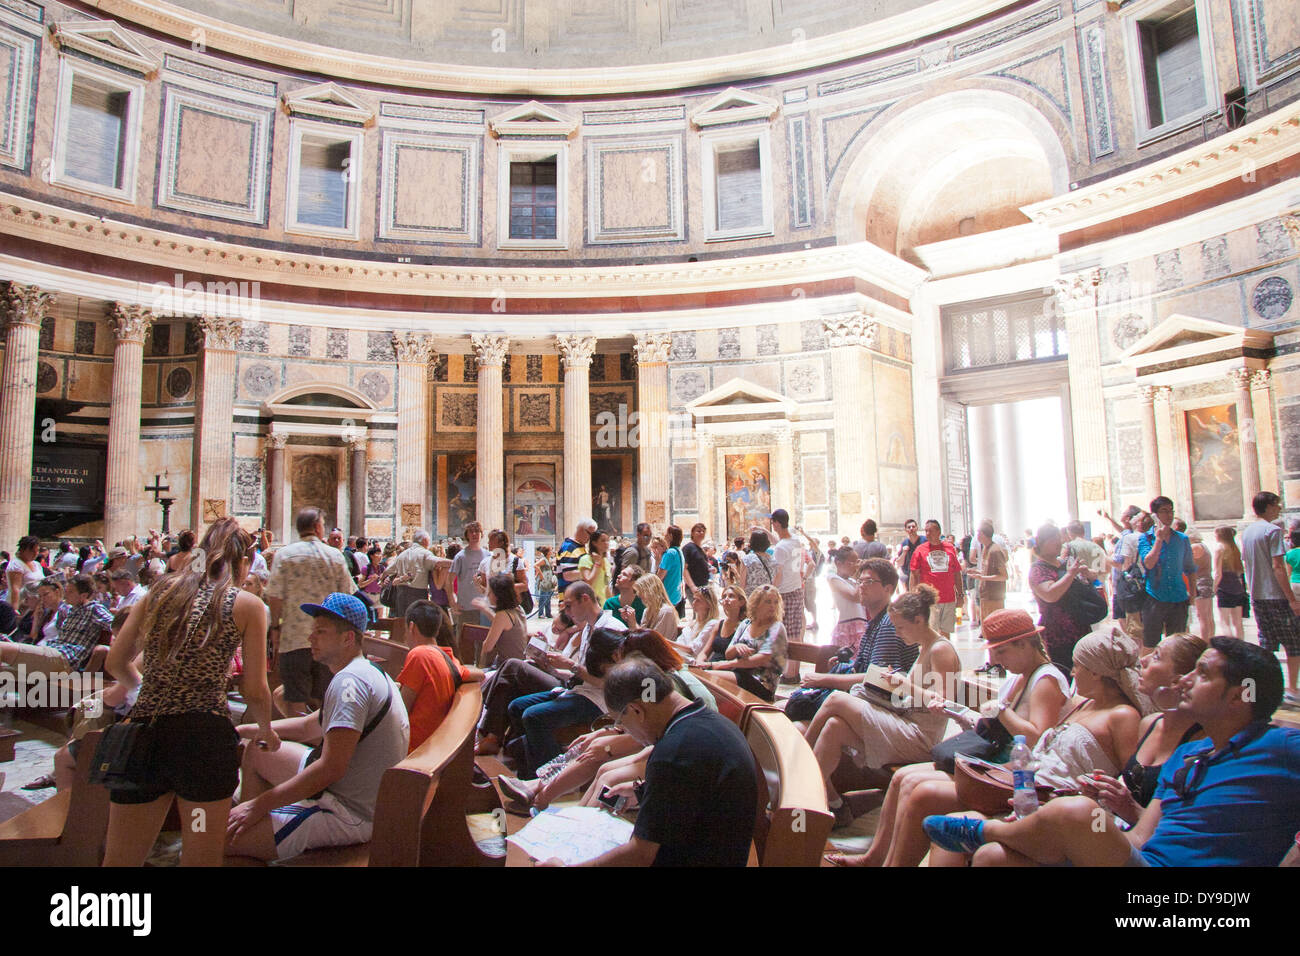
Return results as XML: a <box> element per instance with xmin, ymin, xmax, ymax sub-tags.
<box><xmin>539</xmin><ymin>560</ymin><xmax>558</xmax><ymax>593</ymax></box>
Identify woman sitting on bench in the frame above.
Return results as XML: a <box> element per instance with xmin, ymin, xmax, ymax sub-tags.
<box><xmin>694</xmin><ymin>584</ymin><xmax>788</xmax><ymax>703</ymax></box>
<box><xmin>803</xmin><ymin>585</ymin><xmax>962</xmax><ymax>828</ymax></box>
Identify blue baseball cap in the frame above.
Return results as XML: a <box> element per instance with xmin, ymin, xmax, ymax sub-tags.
<box><xmin>300</xmin><ymin>592</ymin><xmax>369</xmax><ymax>635</ymax></box>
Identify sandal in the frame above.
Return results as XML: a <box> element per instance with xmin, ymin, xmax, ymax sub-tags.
<box><xmin>22</xmin><ymin>774</ymin><xmax>56</xmax><ymax>790</ymax></box>
<box><xmin>824</xmin><ymin>851</ymin><xmax>871</xmax><ymax>867</ymax></box>
<box><xmin>475</xmin><ymin>733</ymin><xmax>501</xmax><ymax>756</ymax></box>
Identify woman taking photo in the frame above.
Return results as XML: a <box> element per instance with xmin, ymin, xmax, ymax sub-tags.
<box><xmin>803</xmin><ymin>585</ymin><xmax>961</xmax><ymax>827</ymax></box>
<box><xmin>102</xmin><ymin>518</ymin><xmax>278</xmax><ymax>867</ymax></box>
<box><xmin>826</xmin><ymin>546</ymin><xmax>867</xmax><ymax>651</ymax></box>
<box><xmin>1026</xmin><ymin>523</ymin><xmax>1091</xmax><ymax>676</ymax></box>
<box><xmin>1213</xmin><ymin>526</ymin><xmax>1246</xmax><ymax>639</ymax></box>
<box><xmin>827</xmin><ymin>607</ymin><xmax>1069</xmax><ymax>865</ymax></box>
<box><xmin>694</xmin><ymin>583</ymin><xmax>788</xmax><ymax>702</ymax></box>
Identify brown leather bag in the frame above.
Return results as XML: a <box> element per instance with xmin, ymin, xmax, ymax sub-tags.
<box><xmin>953</xmin><ymin>755</ymin><xmax>1055</xmax><ymax>816</ymax></box>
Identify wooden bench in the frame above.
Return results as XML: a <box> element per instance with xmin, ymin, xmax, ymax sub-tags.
<box><xmin>8</xmin><ymin>645</ymin><xmax>111</xmax><ymax>736</ymax></box>
<box><xmin>457</xmin><ymin>623</ymin><xmax>491</xmax><ymax>668</ymax></box>
<box><xmin>786</xmin><ymin>641</ymin><xmax>839</xmax><ymax>674</ymax></box>
<box><xmin>361</xmin><ymin>636</ymin><xmax>409</xmax><ymax>682</ymax></box>
<box><xmin>256</xmin><ymin>684</ymin><xmax>503</xmax><ymax>867</ymax></box>
<box><xmin>371</xmin><ymin>617</ymin><xmax>400</xmax><ymax>636</ymax></box>
<box><xmin>746</xmin><ymin>707</ymin><xmax>834</xmax><ymax>866</ymax></box>
<box><xmin>0</xmin><ymin>730</ymin><xmax>109</xmax><ymax>866</ymax></box>
<box><xmin>692</xmin><ymin>669</ymin><xmax>772</xmax><ymax>731</ymax></box>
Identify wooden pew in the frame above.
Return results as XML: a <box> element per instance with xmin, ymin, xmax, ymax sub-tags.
<box><xmin>9</xmin><ymin>645</ymin><xmax>111</xmax><ymax>736</ymax></box>
<box><xmin>361</xmin><ymin>636</ymin><xmax>409</xmax><ymax>682</ymax></box>
<box><xmin>0</xmin><ymin>730</ymin><xmax>109</xmax><ymax>866</ymax></box>
<box><xmin>268</xmin><ymin>684</ymin><xmax>502</xmax><ymax>867</ymax></box>
<box><xmin>692</xmin><ymin>669</ymin><xmax>771</xmax><ymax>731</ymax></box>
<box><xmin>371</xmin><ymin>617</ymin><xmax>400</xmax><ymax>637</ymax></box>
<box><xmin>746</xmin><ymin>707</ymin><xmax>834</xmax><ymax>866</ymax></box>
<box><xmin>457</xmin><ymin>623</ymin><xmax>491</xmax><ymax>668</ymax></box>
<box><xmin>786</xmin><ymin>641</ymin><xmax>839</xmax><ymax>674</ymax></box>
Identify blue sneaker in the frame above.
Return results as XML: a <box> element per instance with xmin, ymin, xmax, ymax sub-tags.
<box><xmin>923</xmin><ymin>815</ymin><xmax>986</xmax><ymax>854</ymax></box>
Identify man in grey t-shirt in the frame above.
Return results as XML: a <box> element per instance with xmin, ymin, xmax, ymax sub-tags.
<box><xmin>227</xmin><ymin>593</ymin><xmax>410</xmax><ymax>861</ymax></box>
<box><xmin>450</xmin><ymin>522</ymin><xmax>489</xmax><ymax>632</ymax></box>
<box><xmin>1241</xmin><ymin>491</ymin><xmax>1300</xmax><ymax>702</ymax></box>
<box><xmin>852</xmin><ymin>519</ymin><xmax>890</xmax><ymax>561</ymax></box>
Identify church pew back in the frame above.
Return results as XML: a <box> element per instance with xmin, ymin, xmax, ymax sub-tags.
<box><xmin>0</xmin><ymin>730</ymin><xmax>109</xmax><ymax>866</ymax></box>
<box><xmin>745</xmin><ymin>707</ymin><xmax>833</xmax><ymax>867</ymax></box>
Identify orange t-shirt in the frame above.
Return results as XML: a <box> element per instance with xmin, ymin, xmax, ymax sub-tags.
<box><xmin>396</xmin><ymin>644</ymin><xmax>469</xmax><ymax>753</ymax></box>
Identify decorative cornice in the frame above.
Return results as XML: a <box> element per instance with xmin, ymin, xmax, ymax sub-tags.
<box><xmin>470</xmin><ymin>333</ymin><xmax>509</xmax><ymax>368</ymax></box>
<box><xmin>282</xmin><ymin>82</ymin><xmax>374</xmax><ymax>127</ymax></box>
<box><xmin>489</xmin><ymin>101</ymin><xmax>577</xmax><ymax>139</ymax></box>
<box><xmin>2</xmin><ymin>281</ymin><xmax>53</xmax><ymax>329</ymax></box>
<box><xmin>392</xmin><ymin>331</ymin><xmax>435</xmax><ymax>365</ymax></box>
<box><xmin>690</xmin><ymin>87</ymin><xmax>780</xmax><ymax>129</ymax></box>
<box><xmin>633</xmin><ymin>331</ymin><xmax>672</xmax><ymax>365</ymax></box>
<box><xmin>108</xmin><ymin>302</ymin><xmax>154</xmax><ymax>343</ymax></box>
<box><xmin>0</xmin><ymin>191</ymin><xmax>927</xmax><ymax>302</ymax></box>
<box><xmin>1024</xmin><ymin>108</ymin><xmax>1300</xmax><ymax>236</ymax></box>
<box><xmin>822</xmin><ymin>311</ymin><xmax>876</xmax><ymax>348</ymax></box>
<box><xmin>83</xmin><ymin>0</ymin><xmax>1015</xmax><ymax>96</ymax></box>
<box><xmin>1053</xmin><ymin>269</ymin><xmax>1101</xmax><ymax>312</ymax></box>
<box><xmin>199</xmin><ymin>314</ymin><xmax>242</xmax><ymax>351</ymax></box>
<box><xmin>50</xmin><ymin>19</ymin><xmax>160</xmax><ymax>77</ymax></box>
<box><xmin>556</xmin><ymin>334</ymin><xmax>598</xmax><ymax>371</ymax></box>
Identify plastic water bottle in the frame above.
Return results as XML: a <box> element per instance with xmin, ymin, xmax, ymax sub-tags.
<box><xmin>1008</xmin><ymin>734</ymin><xmax>1039</xmax><ymax>817</ymax></box>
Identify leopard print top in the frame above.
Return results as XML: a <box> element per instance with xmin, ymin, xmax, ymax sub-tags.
<box><xmin>130</xmin><ymin>584</ymin><xmax>242</xmax><ymax>720</ymax></box>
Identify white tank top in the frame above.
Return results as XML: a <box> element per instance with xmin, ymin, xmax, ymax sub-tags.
<box><xmin>828</xmin><ymin>573</ymin><xmax>866</xmax><ymax>624</ymax></box>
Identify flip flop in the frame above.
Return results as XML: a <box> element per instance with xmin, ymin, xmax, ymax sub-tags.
<box><xmin>22</xmin><ymin>774</ymin><xmax>56</xmax><ymax>790</ymax></box>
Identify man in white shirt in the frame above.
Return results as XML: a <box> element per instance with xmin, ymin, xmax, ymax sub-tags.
<box><xmin>109</xmin><ymin>570</ymin><xmax>148</xmax><ymax>611</ymax></box>
<box><xmin>768</xmin><ymin>509</ymin><xmax>805</xmax><ymax>682</ymax></box>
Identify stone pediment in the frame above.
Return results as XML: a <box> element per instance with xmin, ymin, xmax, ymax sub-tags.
<box><xmin>282</xmin><ymin>82</ymin><xmax>374</xmax><ymax>125</ymax></box>
<box><xmin>264</xmin><ymin>382</ymin><xmax>377</xmax><ymax>420</ymax></box>
<box><xmin>489</xmin><ymin>101</ymin><xmax>577</xmax><ymax>138</ymax></box>
<box><xmin>686</xmin><ymin>378</ymin><xmax>794</xmax><ymax>421</ymax></box>
<box><xmin>690</xmin><ymin>87</ymin><xmax>780</xmax><ymax>128</ymax></box>
<box><xmin>1121</xmin><ymin>314</ymin><xmax>1274</xmax><ymax>384</ymax></box>
<box><xmin>51</xmin><ymin>20</ymin><xmax>161</xmax><ymax>76</ymax></box>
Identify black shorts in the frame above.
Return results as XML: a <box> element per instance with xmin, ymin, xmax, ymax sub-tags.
<box><xmin>109</xmin><ymin>712</ymin><xmax>240</xmax><ymax>805</ymax></box>
<box><xmin>733</xmin><ymin>668</ymin><xmax>775</xmax><ymax>703</ymax></box>
<box><xmin>278</xmin><ymin>648</ymin><xmax>332</xmax><ymax>704</ymax></box>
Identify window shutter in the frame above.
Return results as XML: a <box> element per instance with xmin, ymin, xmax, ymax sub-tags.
<box><xmin>715</xmin><ymin>143</ymin><xmax>762</xmax><ymax>231</ymax></box>
<box><xmin>297</xmin><ymin>140</ymin><xmax>351</xmax><ymax>229</ymax></box>
<box><xmin>65</xmin><ymin>81</ymin><xmax>127</xmax><ymax>188</ymax></box>
<box><xmin>1155</xmin><ymin>8</ymin><xmax>1205</xmax><ymax>122</ymax></box>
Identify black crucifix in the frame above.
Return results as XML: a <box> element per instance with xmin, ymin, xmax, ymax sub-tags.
<box><xmin>145</xmin><ymin>474</ymin><xmax>175</xmax><ymax>534</ymax></box>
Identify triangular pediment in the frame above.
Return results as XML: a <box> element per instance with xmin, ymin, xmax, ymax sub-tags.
<box><xmin>687</xmin><ymin>378</ymin><xmax>794</xmax><ymax>419</ymax></box>
<box><xmin>283</xmin><ymin>82</ymin><xmax>374</xmax><ymax>126</ymax></box>
<box><xmin>51</xmin><ymin>20</ymin><xmax>160</xmax><ymax>76</ymax></box>
<box><xmin>1121</xmin><ymin>314</ymin><xmax>1272</xmax><ymax>364</ymax></box>
<box><xmin>691</xmin><ymin>87</ymin><xmax>779</xmax><ymax>128</ymax></box>
<box><xmin>489</xmin><ymin>101</ymin><xmax>577</xmax><ymax>138</ymax></box>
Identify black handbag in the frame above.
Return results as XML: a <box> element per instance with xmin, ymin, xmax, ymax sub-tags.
<box><xmin>1063</xmin><ymin>577</ymin><xmax>1109</xmax><ymax>628</ymax></box>
<box><xmin>379</xmin><ymin>581</ymin><xmax>397</xmax><ymax>609</ymax></box>
<box><xmin>931</xmin><ymin>670</ymin><xmax>1034</xmax><ymax>773</ymax></box>
<box><xmin>512</xmin><ymin>557</ymin><xmax>534</xmax><ymax>615</ymax></box>
<box><xmin>88</xmin><ymin>720</ymin><xmax>155</xmax><ymax>792</ymax></box>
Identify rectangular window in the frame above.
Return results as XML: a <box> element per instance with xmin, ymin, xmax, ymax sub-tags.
<box><xmin>509</xmin><ymin>158</ymin><xmax>557</xmax><ymax>240</ymax></box>
<box><xmin>701</xmin><ymin>129</ymin><xmax>773</xmax><ymax>241</ymax></box>
<box><xmin>296</xmin><ymin>138</ymin><xmax>352</xmax><ymax>229</ymax></box>
<box><xmin>715</xmin><ymin>142</ymin><xmax>762</xmax><ymax>232</ymax></box>
<box><xmin>1124</xmin><ymin>0</ymin><xmax>1215</xmax><ymax>142</ymax></box>
<box><xmin>64</xmin><ymin>79</ymin><xmax>128</xmax><ymax>189</ymax></box>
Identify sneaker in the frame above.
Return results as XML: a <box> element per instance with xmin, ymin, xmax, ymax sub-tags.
<box><xmin>973</xmin><ymin>662</ymin><xmax>1006</xmax><ymax>678</ymax></box>
<box><xmin>1284</xmin><ymin>690</ymin><xmax>1300</xmax><ymax>706</ymax></box>
<box><xmin>922</xmin><ymin>815</ymin><xmax>986</xmax><ymax>854</ymax></box>
<box><xmin>497</xmin><ymin>775</ymin><xmax>537</xmax><ymax>808</ymax></box>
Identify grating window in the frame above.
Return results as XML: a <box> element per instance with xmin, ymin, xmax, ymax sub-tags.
<box><xmin>941</xmin><ymin>292</ymin><xmax>1063</xmax><ymax>374</ymax></box>
<box><xmin>509</xmin><ymin>158</ymin><xmax>558</xmax><ymax>240</ymax></box>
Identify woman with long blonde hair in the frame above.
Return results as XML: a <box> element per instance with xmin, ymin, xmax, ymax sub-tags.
<box><xmin>631</xmin><ymin>571</ymin><xmax>680</xmax><ymax>638</ymax></box>
<box><xmin>696</xmin><ymin>583</ymin><xmax>789</xmax><ymax>702</ymax></box>
<box><xmin>1213</xmin><ymin>526</ymin><xmax>1246</xmax><ymax>639</ymax></box>
<box><xmin>681</xmin><ymin>584</ymin><xmax>721</xmax><ymax>657</ymax></box>
<box><xmin>103</xmin><ymin>518</ymin><xmax>278</xmax><ymax>866</ymax></box>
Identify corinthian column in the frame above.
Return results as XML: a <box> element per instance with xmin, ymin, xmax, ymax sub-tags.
<box><xmin>1230</xmin><ymin>368</ymin><xmax>1261</xmax><ymax>517</ymax></box>
<box><xmin>1055</xmin><ymin>270</ymin><xmax>1105</xmax><ymax>516</ymax></box>
<box><xmin>558</xmin><ymin>334</ymin><xmax>597</xmax><ymax>532</ymax></box>
<box><xmin>1137</xmin><ymin>384</ymin><xmax>1162</xmax><ymax>500</ymax></box>
<box><xmin>823</xmin><ymin>311</ymin><xmax>877</xmax><ymax>535</ymax></box>
<box><xmin>471</xmin><ymin>334</ymin><xmax>509</xmax><ymax>532</ymax></box>
<box><xmin>266</xmin><ymin>432</ymin><xmax>287</xmax><ymax>543</ymax></box>
<box><xmin>192</xmin><ymin>315</ymin><xmax>242</xmax><ymax>530</ymax></box>
<box><xmin>105</xmin><ymin>304</ymin><xmax>154</xmax><ymax>545</ymax></box>
<box><xmin>633</xmin><ymin>332</ymin><xmax>671</xmax><ymax>532</ymax></box>
<box><xmin>0</xmin><ymin>283</ymin><xmax>53</xmax><ymax>548</ymax></box>
<box><xmin>346</xmin><ymin>432</ymin><xmax>368</xmax><ymax>536</ymax></box>
<box><xmin>393</xmin><ymin>331</ymin><xmax>435</xmax><ymax>530</ymax></box>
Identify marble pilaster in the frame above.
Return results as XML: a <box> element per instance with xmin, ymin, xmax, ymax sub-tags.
<box><xmin>105</xmin><ymin>303</ymin><xmax>154</xmax><ymax>545</ymax></box>
<box><xmin>558</xmin><ymin>334</ymin><xmax>597</xmax><ymax>531</ymax></box>
<box><xmin>1055</xmin><ymin>270</ymin><xmax>1108</xmax><ymax>514</ymax></box>
<box><xmin>266</xmin><ymin>433</ymin><xmax>286</xmax><ymax>543</ymax></box>
<box><xmin>471</xmin><ymin>334</ymin><xmax>509</xmax><ymax>531</ymax></box>
<box><xmin>696</xmin><ymin>432</ymin><xmax>716</xmax><ymax>536</ymax></box>
<box><xmin>347</xmin><ymin>432</ymin><xmax>368</xmax><ymax>535</ymax></box>
<box><xmin>0</xmin><ymin>283</ymin><xmax>52</xmax><ymax>548</ymax></box>
<box><xmin>193</xmin><ymin>316</ymin><xmax>242</xmax><ymax>529</ymax></box>
<box><xmin>1249</xmin><ymin>370</ymin><xmax>1276</xmax><ymax>495</ymax></box>
<box><xmin>633</xmin><ymin>332</ymin><xmax>671</xmax><ymax>533</ymax></box>
<box><xmin>1229</xmin><ymin>368</ymin><xmax>1261</xmax><ymax>516</ymax></box>
<box><xmin>393</xmin><ymin>332</ymin><xmax>435</xmax><ymax>531</ymax></box>
<box><xmin>823</xmin><ymin>311</ymin><xmax>877</xmax><ymax>533</ymax></box>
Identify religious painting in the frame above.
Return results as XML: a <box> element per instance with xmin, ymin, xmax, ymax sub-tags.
<box><xmin>591</xmin><ymin>457</ymin><xmax>623</xmax><ymax>535</ymax></box>
<box><xmin>725</xmin><ymin>453</ymin><xmax>771</xmax><ymax>541</ymax></box>
<box><xmin>1186</xmin><ymin>404</ymin><xmax>1242</xmax><ymax>521</ymax></box>
<box><xmin>291</xmin><ymin>454</ymin><xmax>338</xmax><ymax>531</ymax></box>
<box><xmin>512</xmin><ymin>463</ymin><xmax>556</xmax><ymax>537</ymax></box>
<box><xmin>446</xmin><ymin>452</ymin><xmax>477</xmax><ymax>536</ymax></box>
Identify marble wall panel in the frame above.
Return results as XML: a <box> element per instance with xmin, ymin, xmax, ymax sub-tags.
<box><xmin>436</xmin><ymin>386</ymin><xmax>478</xmax><ymax>431</ymax></box>
<box><xmin>234</xmin><ymin>457</ymin><xmax>263</xmax><ymax>513</ymax></box>
<box><xmin>512</xmin><ymin>388</ymin><xmax>557</xmax><ymax>432</ymax></box>
<box><xmin>585</xmin><ymin>136</ymin><xmax>684</xmax><ymax>243</ymax></box>
<box><xmin>379</xmin><ymin>131</ymin><xmax>480</xmax><ymax>243</ymax></box>
<box><xmin>874</xmin><ymin>359</ymin><xmax>914</xmax><ymax>468</ymax></box>
<box><xmin>801</xmin><ymin>454</ymin><xmax>829</xmax><ymax>509</ymax></box>
<box><xmin>0</xmin><ymin>19</ymin><xmax>38</xmax><ymax>172</ymax></box>
<box><xmin>714</xmin><ymin>362</ymin><xmax>781</xmax><ymax>394</ymax></box>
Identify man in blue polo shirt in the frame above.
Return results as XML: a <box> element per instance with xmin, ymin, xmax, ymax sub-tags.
<box><xmin>923</xmin><ymin>638</ymin><xmax>1300</xmax><ymax>867</ymax></box>
<box><xmin>1135</xmin><ymin>495</ymin><xmax>1196</xmax><ymax>649</ymax></box>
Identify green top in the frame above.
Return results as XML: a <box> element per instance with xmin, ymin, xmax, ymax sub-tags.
<box><xmin>603</xmin><ymin>595</ymin><xmax>646</xmax><ymax>620</ymax></box>
<box><xmin>1286</xmin><ymin>547</ymin><xmax>1300</xmax><ymax>585</ymax></box>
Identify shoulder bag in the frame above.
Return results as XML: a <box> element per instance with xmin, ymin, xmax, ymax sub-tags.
<box><xmin>930</xmin><ymin>673</ymin><xmax>1035</xmax><ymax>773</ymax></box>
<box><xmin>88</xmin><ymin>719</ymin><xmax>155</xmax><ymax>792</ymax></box>
<box><xmin>512</xmin><ymin>556</ymin><xmax>534</xmax><ymax>614</ymax></box>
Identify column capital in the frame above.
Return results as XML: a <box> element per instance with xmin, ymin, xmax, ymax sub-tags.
<box><xmin>108</xmin><ymin>303</ymin><xmax>155</xmax><ymax>344</ymax></box>
<box><xmin>199</xmin><ymin>314</ymin><xmax>243</xmax><ymax>351</ymax></box>
<box><xmin>633</xmin><ymin>331</ymin><xmax>672</xmax><ymax>365</ymax></box>
<box><xmin>2</xmin><ymin>282</ymin><xmax>54</xmax><ymax>329</ymax></box>
<box><xmin>268</xmin><ymin>432</ymin><xmax>288</xmax><ymax>450</ymax></box>
<box><xmin>1137</xmin><ymin>383</ymin><xmax>1171</xmax><ymax>404</ymax></box>
<box><xmin>557</xmin><ymin>334</ymin><xmax>598</xmax><ymax>371</ymax></box>
<box><xmin>1228</xmin><ymin>367</ymin><xmax>1253</xmax><ymax>391</ymax></box>
<box><xmin>470</xmin><ymin>333</ymin><xmax>510</xmax><ymax>368</ymax></box>
<box><xmin>344</xmin><ymin>432</ymin><xmax>368</xmax><ymax>451</ymax></box>
<box><xmin>1282</xmin><ymin>214</ymin><xmax>1300</xmax><ymax>246</ymax></box>
<box><xmin>393</xmin><ymin>331</ymin><xmax>436</xmax><ymax>365</ymax></box>
<box><xmin>822</xmin><ymin>311</ymin><xmax>877</xmax><ymax>349</ymax></box>
<box><xmin>1053</xmin><ymin>269</ymin><xmax>1102</xmax><ymax>312</ymax></box>
<box><xmin>1250</xmin><ymin>368</ymin><xmax>1271</xmax><ymax>390</ymax></box>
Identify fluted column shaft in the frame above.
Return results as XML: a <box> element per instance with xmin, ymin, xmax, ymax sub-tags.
<box><xmin>1250</xmin><ymin>370</ymin><xmax>1276</xmax><ymax>494</ymax></box>
<box><xmin>697</xmin><ymin>433</ymin><xmax>715</xmax><ymax>536</ymax></box>
<box><xmin>267</xmin><ymin>434</ymin><xmax>286</xmax><ymax>543</ymax></box>
<box><xmin>1230</xmin><ymin>368</ymin><xmax>1261</xmax><ymax>517</ymax></box>
<box><xmin>106</xmin><ymin>304</ymin><xmax>154</xmax><ymax>545</ymax></box>
<box><xmin>393</xmin><ymin>333</ymin><xmax>434</xmax><ymax>531</ymax></box>
<box><xmin>193</xmin><ymin>316</ymin><xmax>242</xmax><ymax>529</ymax></box>
<box><xmin>633</xmin><ymin>332</ymin><xmax>671</xmax><ymax>533</ymax></box>
<box><xmin>348</xmin><ymin>435</ymin><xmax>368</xmax><ymax>536</ymax></box>
<box><xmin>559</xmin><ymin>335</ymin><xmax>597</xmax><ymax>532</ymax></box>
<box><xmin>1138</xmin><ymin>385</ymin><xmax>1162</xmax><ymax>501</ymax></box>
<box><xmin>0</xmin><ymin>284</ymin><xmax>52</xmax><ymax>548</ymax></box>
<box><xmin>472</xmin><ymin>334</ymin><xmax>509</xmax><ymax>532</ymax></box>
<box><xmin>1056</xmin><ymin>271</ymin><xmax>1106</xmax><ymax>515</ymax></box>
<box><xmin>823</xmin><ymin>312</ymin><xmax>877</xmax><ymax>534</ymax></box>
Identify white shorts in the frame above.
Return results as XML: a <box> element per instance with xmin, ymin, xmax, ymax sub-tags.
<box><xmin>269</xmin><ymin>790</ymin><xmax>372</xmax><ymax>860</ymax></box>
<box><xmin>930</xmin><ymin>601</ymin><xmax>956</xmax><ymax>633</ymax></box>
